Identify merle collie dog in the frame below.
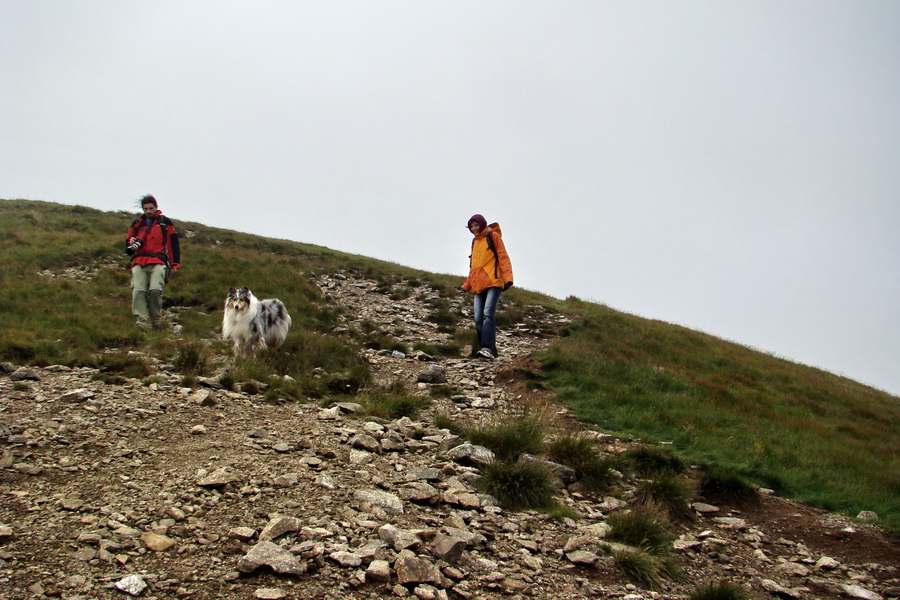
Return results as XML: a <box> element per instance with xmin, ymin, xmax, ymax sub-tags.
<box><xmin>222</xmin><ymin>287</ymin><xmax>292</xmax><ymax>354</ymax></box>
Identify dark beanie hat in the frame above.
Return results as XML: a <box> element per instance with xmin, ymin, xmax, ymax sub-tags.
<box><xmin>467</xmin><ymin>214</ymin><xmax>487</xmax><ymax>229</ymax></box>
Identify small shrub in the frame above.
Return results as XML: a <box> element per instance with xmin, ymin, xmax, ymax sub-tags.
<box><xmin>478</xmin><ymin>460</ymin><xmax>555</xmax><ymax>510</ymax></box>
<box><xmin>623</xmin><ymin>445</ymin><xmax>687</xmax><ymax>477</ymax></box>
<box><xmin>468</xmin><ymin>411</ymin><xmax>545</xmax><ymax>461</ymax></box>
<box><xmin>607</xmin><ymin>509</ymin><xmax>674</xmax><ymax>554</ymax></box>
<box><xmin>689</xmin><ymin>580</ymin><xmax>749</xmax><ymax>600</ymax></box>
<box><xmin>633</xmin><ymin>475</ymin><xmax>693</xmax><ymax>522</ymax></box>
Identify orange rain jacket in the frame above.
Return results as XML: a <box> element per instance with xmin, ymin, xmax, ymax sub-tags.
<box><xmin>461</xmin><ymin>223</ymin><xmax>514</xmax><ymax>294</ymax></box>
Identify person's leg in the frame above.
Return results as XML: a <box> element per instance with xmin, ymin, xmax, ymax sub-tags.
<box><xmin>147</xmin><ymin>264</ymin><xmax>168</xmax><ymax>329</ymax></box>
<box><xmin>131</xmin><ymin>265</ymin><xmax>151</xmax><ymax>328</ymax></box>
<box><xmin>479</xmin><ymin>286</ymin><xmax>502</xmax><ymax>357</ymax></box>
<box><xmin>473</xmin><ymin>290</ymin><xmax>486</xmax><ymax>350</ymax></box>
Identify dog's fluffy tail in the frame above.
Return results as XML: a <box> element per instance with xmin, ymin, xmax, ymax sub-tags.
<box><xmin>259</xmin><ymin>298</ymin><xmax>291</xmax><ymax>349</ymax></box>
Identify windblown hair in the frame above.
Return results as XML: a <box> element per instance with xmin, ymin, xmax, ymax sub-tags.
<box><xmin>222</xmin><ymin>287</ymin><xmax>292</xmax><ymax>354</ymax></box>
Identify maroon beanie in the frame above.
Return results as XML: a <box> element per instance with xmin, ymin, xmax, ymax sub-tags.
<box><xmin>467</xmin><ymin>214</ymin><xmax>487</xmax><ymax>229</ymax></box>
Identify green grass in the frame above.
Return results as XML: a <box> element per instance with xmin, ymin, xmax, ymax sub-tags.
<box><xmin>536</xmin><ymin>299</ymin><xmax>900</xmax><ymax>532</ymax></box>
<box><xmin>467</xmin><ymin>410</ymin><xmax>545</xmax><ymax>461</ymax></box>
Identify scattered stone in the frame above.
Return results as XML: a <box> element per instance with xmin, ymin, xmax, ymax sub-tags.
<box><xmin>394</xmin><ymin>550</ymin><xmax>442</xmax><ymax>585</ymax></box>
<box><xmin>10</xmin><ymin>367</ymin><xmax>40</xmax><ymax>381</ymax></box>
<box><xmin>355</xmin><ymin>489</ymin><xmax>404</xmax><ymax>515</ymax></box>
<box><xmin>140</xmin><ymin>531</ymin><xmax>175</xmax><ymax>551</ymax></box>
<box><xmin>443</xmin><ymin>443</ymin><xmax>495</xmax><ymax>466</ymax></box>
<box><xmin>0</xmin><ymin>525</ymin><xmax>14</xmax><ymax>541</ymax></box>
<box><xmin>432</xmin><ymin>533</ymin><xmax>467</xmax><ymax>564</ymax></box>
<box><xmin>238</xmin><ymin>541</ymin><xmax>307</xmax><ymax>576</ymax></box>
<box><xmin>56</xmin><ymin>388</ymin><xmax>94</xmax><ymax>403</ymax></box>
<box><xmin>366</xmin><ymin>559</ymin><xmax>392</xmax><ymax>582</ymax></box>
<box><xmin>254</xmin><ymin>589</ymin><xmax>288</xmax><ymax>600</ymax></box>
<box><xmin>197</xmin><ymin>467</ymin><xmax>241</xmax><ymax>487</ymax></box>
<box><xmin>259</xmin><ymin>515</ymin><xmax>302</xmax><ymax>541</ymax></box>
<box><xmin>416</xmin><ymin>365</ymin><xmax>447</xmax><ymax>384</ymax></box>
<box><xmin>115</xmin><ymin>574</ymin><xmax>148</xmax><ymax>596</ymax></box>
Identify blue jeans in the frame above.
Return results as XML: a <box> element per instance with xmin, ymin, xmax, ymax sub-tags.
<box><xmin>473</xmin><ymin>286</ymin><xmax>502</xmax><ymax>357</ymax></box>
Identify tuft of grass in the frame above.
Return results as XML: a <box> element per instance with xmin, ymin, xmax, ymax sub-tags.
<box><xmin>633</xmin><ymin>475</ymin><xmax>694</xmax><ymax>522</ymax></box>
<box><xmin>545</xmin><ymin>503</ymin><xmax>582</xmax><ymax>522</ymax></box>
<box><xmin>358</xmin><ymin>383</ymin><xmax>430</xmax><ymax>420</ymax></box>
<box><xmin>468</xmin><ymin>410</ymin><xmax>545</xmax><ymax>461</ymax></box>
<box><xmin>433</xmin><ymin>410</ymin><xmax>466</xmax><ymax>435</ymax></box>
<box><xmin>478</xmin><ymin>459</ymin><xmax>556</xmax><ymax>510</ymax></box>
<box><xmin>607</xmin><ymin>509</ymin><xmax>674</xmax><ymax>554</ymax></box>
<box><xmin>87</xmin><ymin>351</ymin><xmax>151</xmax><ymax>380</ymax></box>
<box><xmin>622</xmin><ymin>445</ymin><xmax>687</xmax><ymax>477</ymax></box>
<box><xmin>699</xmin><ymin>466</ymin><xmax>759</xmax><ymax>507</ymax></box>
<box><xmin>172</xmin><ymin>339</ymin><xmax>209</xmax><ymax>377</ymax></box>
<box><xmin>545</xmin><ymin>433</ymin><xmax>615</xmax><ymax>493</ymax></box>
<box><xmin>689</xmin><ymin>581</ymin><xmax>750</xmax><ymax>600</ymax></box>
<box><xmin>611</xmin><ymin>547</ymin><xmax>678</xmax><ymax>589</ymax></box>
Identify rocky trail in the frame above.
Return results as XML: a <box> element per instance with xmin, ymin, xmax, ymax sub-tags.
<box><xmin>1</xmin><ymin>271</ymin><xmax>898</xmax><ymax>600</ymax></box>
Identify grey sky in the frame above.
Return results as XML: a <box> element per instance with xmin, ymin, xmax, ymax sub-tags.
<box><xmin>2</xmin><ymin>1</ymin><xmax>898</xmax><ymax>395</ymax></box>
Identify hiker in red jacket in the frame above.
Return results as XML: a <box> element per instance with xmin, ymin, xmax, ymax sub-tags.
<box><xmin>125</xmin><ymin>195</ymin><xmax>181</xmax><ymax>330</ymax></box>
<box><xmin>460</xmin><ymin>214</ymin><xmax>514</xmax><ymax>359</ymax></box>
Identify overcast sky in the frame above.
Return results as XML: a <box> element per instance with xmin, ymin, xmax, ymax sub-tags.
<box><xmin>2</xmin><ymin>1</ymin><xmax>898</xmax><ymax>396</ymax></box>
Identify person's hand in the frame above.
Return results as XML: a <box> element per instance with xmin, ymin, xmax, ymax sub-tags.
<box><xmin>503</xmin><ymin>282</ymin><xmax>513</xmax><ymax>291</ymax></box>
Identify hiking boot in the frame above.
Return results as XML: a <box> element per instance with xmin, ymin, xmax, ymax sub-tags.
<box><xmin>477</xmin><ymin>348</ymin><xmax>495</xmax><ymax>360</ymax></box>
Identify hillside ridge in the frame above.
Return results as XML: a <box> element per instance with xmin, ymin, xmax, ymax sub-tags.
<box><xmin>1</xmin><ymin>267</ymin><xmax>898</xmax><ymax>600</ymax></box>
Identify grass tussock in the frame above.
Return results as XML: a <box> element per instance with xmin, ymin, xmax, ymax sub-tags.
<box><xmin>611</xmin><ymin>547</ymin><xmax>678</xmax><ymax>589</ymax></box>
<box><xmin>467</xmin><ymin>409</ymin><xmax>545</xmax><ymax>461</ymax></box>
<box><xmin>698</xmin><ymin>466</ymin><xmax>759</xmax><ymax>507</ymax></box>
<box><xmin>607</xmin><ymin>509</ymin><xmax>674</xmax><ymax>554</ymax></box>
<box><xmin>545</xmin><ymin>433</ymin><xmax>615</xmax><ymax>493</ymax></box>
<box><xmin>622</xmin><ymin>445</ymin><xmax>688</xmax><ymax>477</ymax></box>
<box><xmin>357</xmin><ymin>381</ymin><xmax>430</xmax><ymax>420</ymax></box>
<box><xmin>478</xmin><ymin>459</ymin><xmax>556</xmax><ymax>510</ymax></box>
<box><xmin>633</xmin><ymin>475</ymin><xmax>694</xmax><ymax>522</ymax></box>
<box><xmin>689</xmin><ymin>580</ymin><xmax>750</xmax><ymax>600</ymax></box>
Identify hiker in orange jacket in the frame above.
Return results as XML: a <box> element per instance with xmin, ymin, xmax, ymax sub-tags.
<box><xmin>461</xmin><ymin>214</ymin><xmax>514</xmax><ymax>359</ymax></box>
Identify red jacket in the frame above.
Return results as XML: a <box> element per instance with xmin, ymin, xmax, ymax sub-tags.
<box><xmin>126</xmin><ymin>210</ymin><xmax>181</xmax><ymax>268</ymax></box>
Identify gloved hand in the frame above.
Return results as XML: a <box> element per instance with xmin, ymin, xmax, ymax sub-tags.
<box><xmin>503</xmin><ymin>282</ymin><xmax>513</xmax><ymax>291</ymax></box>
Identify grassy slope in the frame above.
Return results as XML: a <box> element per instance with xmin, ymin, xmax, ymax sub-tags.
<box><xmin>2</xmin><ymin>199</ymin><xmax>897</xmax><ymax>532</ymax></box>
<box><xmin>536</xmin><ymin>299</ymin><xmax>900</xmax><ymax>531</ymax></box>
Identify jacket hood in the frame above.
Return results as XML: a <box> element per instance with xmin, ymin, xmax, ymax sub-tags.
<box><xmin>479</xmin><ymin>222</ymin><xmax>502</xmax><ymax>238</ymax></box>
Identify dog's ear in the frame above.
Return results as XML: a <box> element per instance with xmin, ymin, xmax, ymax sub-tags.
<box><xmin>228</xmin><ymin>287</ymin><xmax>236</xmax><ymax>295</ymax></box>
